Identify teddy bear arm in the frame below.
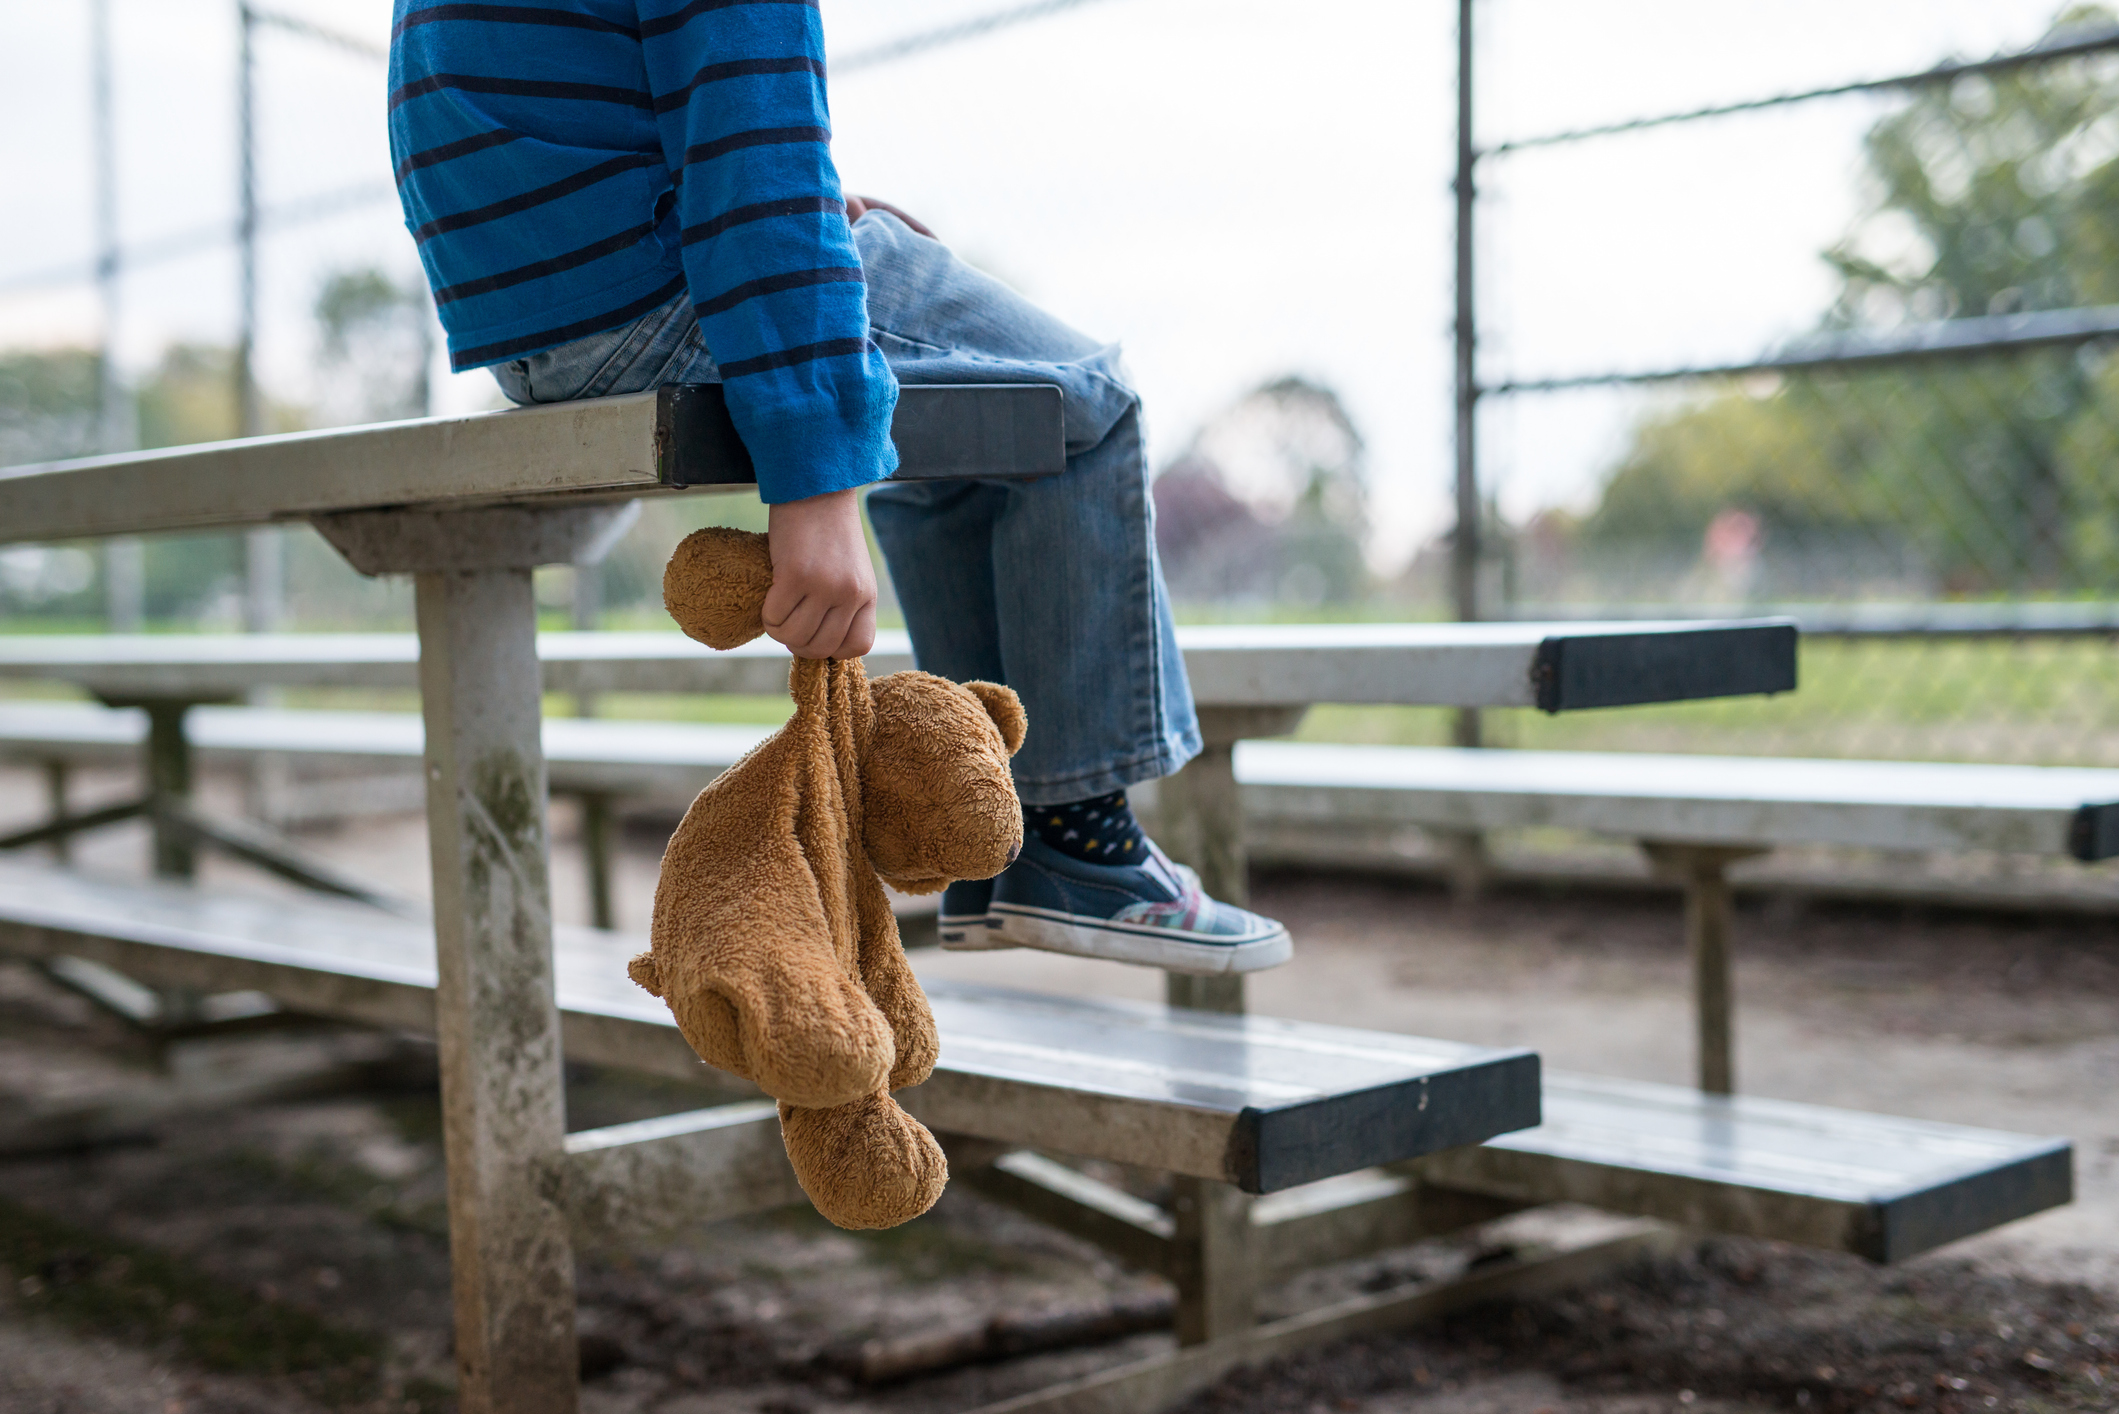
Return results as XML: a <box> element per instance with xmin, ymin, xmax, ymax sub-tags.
<box><xmin>854</xmin><ymin>909</ymin><xmax>939</xmax><ymax>1089</ymax></box>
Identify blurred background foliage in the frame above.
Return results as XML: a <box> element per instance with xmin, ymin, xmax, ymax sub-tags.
<box><xmin>1572</xmin><ymin>5</ymin><xmax>2119</xmax><ymax>603</ymax></box>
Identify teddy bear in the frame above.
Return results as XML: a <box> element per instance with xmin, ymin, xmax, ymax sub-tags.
<box><xmin>627</xmin><ymin>526</ymin><xmax>1026</xmax><ymax>1230</ymax></box>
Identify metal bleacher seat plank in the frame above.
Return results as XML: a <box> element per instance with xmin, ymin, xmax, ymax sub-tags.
<box><xmin>1229</xmin><ymin>742</ymin><xmax>2119</xmax><ymax>861</ymax></box>
<box><xmin>0</xmin><ymin>858</ymin><xmax>1540</xmax><ymax>1195</ymax></box>
<box><xmin>0</xmin><ymin>383</ymin><xmax>1066</xmax><ymax>542</ymax></box>
<box><xmin>0</xmin><ymin>619</ymin><xmax>1798</xmax><ymax>712</ymax></box>
<box><xmin>1422</xmin><ymin>1072</ymin><xmax>2072</xmax><ymax>1264</ymax></box>
<box><xmin>0</xmin><ymin>700</ymin><xmax>769</xmax><ymax>804</ymax></box>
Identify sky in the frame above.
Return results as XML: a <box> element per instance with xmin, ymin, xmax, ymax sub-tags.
<box><xmin>0</xmin><ymin>0</ymin><xmax>2082</xmax><ymax>570</ymax></box>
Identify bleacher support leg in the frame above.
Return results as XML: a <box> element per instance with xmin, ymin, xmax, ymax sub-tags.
<box><xmin>1641</xmin><ymin>842</ymin><xmax>1767</xmax><ymax>1096</ymax></box>
<box><xmin>142</xmin><ymin>701</ymin><xmax>196</xmax><ymax>879</ymax></box>
<box><xmin>1169</xmin><ymin>1173</ymin><xmax>1257</xmax><ymax>1343</ymax></box>
<box><xmin>415</xmin><ymin>566</ymin><xmax>580</xmax><ymax>1413</ymax></box>
<box><xmin>581</xmin><ymin>791</ymin><xmax>617</xmax><ymax>930</ymax></box>
<box><xmin>41</xmin><ymin>760</ymin><xmax>70</xmax><ymax>862</ymax></box>
<box><xmin>316</xmin><ymin>504</ymin><xmax>636</xmax><ymax>1414</ymax></box>
<box><xmin>1157</xmin><ymin>706</ymin><xmax>1304</xmax><ymax>1342</ymax></box>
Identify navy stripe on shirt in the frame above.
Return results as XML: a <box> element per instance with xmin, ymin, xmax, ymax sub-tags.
<box><xmin>434</xmin><ymin>222</ymin><xmax>658</xmax><ymax>305</ymax></box>
<box><xmin>395</xmin><ymin>128</ymin><xmax>522</xmax><ymax>183</ymax></box>
<box><xmin>451</xmin><ymin>273</ymin><xmax>687</xmax><ymax>369</ymax></box>
<box><xmin>697</xmin><ymin>265</ymin><xmax>861</xmax><ymax>317</ymax></box>
<box><xmin>389</xmin><ymin>73</ymin><xmax>654</xmax><ymax>112</ymax></box>
<box><xmin>718</xmin><ymin>336</ymin><xmax>872</xmax><ymax>380</ymax></box>
<box><xmin>411</xmin><ymin>152</ymin><xmax>658</xmax><ymax>241</ymax></box>
<box><xmin>680</xmin><ymin>194</ymin><xmax>842</xmax><ymax>245</ymax></box>
<box><xmin>652</xmin><ymin>56</ymin><xmax>826</xmax><ymax>114</ymax></box>
<box><xmin>639</xmin><ymin>0</ymin><xmax>817</xmax><ymax>40</ymax></box>
<box><xmin>681</xmin><ymin>124</ymin><xmax>830</xmax><ymax>167</ymax></box>
<box><xmin>395</xmin><ymin>4</ymin><xmax>638</xmax><ymax>39</ymax></box>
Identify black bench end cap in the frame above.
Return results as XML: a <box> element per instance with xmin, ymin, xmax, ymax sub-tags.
<box><xmin>1225</xmin><ymin>1048</ymin><xmax>1541</xmax><ymax>1194</ymax></box>
<box><xmin>656</xmin><ymin>382</ymin><xmax>1066</xmax><ymax>488</ymax></box>
<box><xmin>1533</xmin><ymin>621</ymin><xmax>1799</xmax><ymax>713</ymax></box>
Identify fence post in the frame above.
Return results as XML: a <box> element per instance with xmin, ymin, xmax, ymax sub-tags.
<box><xmin>1451</xmin><ymin>0</ymin><xmax>1483</xmax><ymax>753</ymax></box>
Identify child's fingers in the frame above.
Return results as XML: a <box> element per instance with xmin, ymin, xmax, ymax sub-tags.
<box><xmin>765</xmin><ymin>592</ymin><xmax>828</xmax><ymax>656</ymax></box>
<box><xmin>842</xmin><ymin>600</ymin><xmax>877</xmax><ymax>660</ymax></box>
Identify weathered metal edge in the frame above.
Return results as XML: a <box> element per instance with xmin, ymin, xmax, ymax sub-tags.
<box><xmin>1863</xmin><ymin>1138</ymin><xmax>2074</xmax><ymax>1264</ymax></box>
<box><xmin>2069</xmin><ymin>801</ymin><xmax>2119</xmax><ymax>861</ymax></box>
<box><xmin>1226</xmin><ymin>1048</ymin><xmax>1541</xmax><ymax>1194</ymax></box>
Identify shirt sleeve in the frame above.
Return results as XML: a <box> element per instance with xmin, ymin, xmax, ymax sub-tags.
<box><xmin>636</xmin><ymin>0</ymin><xmax>898</xmax><ymax>502</ymax></box>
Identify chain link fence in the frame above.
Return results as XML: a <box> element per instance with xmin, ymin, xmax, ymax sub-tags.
<box><xmin>1472</xmin><ymin>9</ymin><xmax>2119</xmax><ymax>768</ymax></box>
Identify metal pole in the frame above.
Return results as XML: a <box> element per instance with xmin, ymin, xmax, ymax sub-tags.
<box><xmin>92</xmin><ymin>0</ymin><xmax>145</xmax><ymax>633</ymax></box>
<box><xmin>235</xmin><ymin>2</ymin><xmax>259</xmax><ymax>440</ymax></box>
<box><xmin>236</xmin><ymin>1</ymin><xmax>283</xmax><ymax>633</ymax></box>
<box><xmin>1450</xmin><ymin>0</ymin><xmax>1482</xmax><ymax>750</ymax></box>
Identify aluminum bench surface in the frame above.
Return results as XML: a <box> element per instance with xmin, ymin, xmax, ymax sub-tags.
<box><xmin>0</xmin><ymin>860</ymin><xmax>1539</xmax><ymax>1193</ymax></box>
<box><xmin>0</xmin><ymin>383</ymin><xmax>1065</xmax><ymax>544</ymax></box>
<box><xmin>1231</xmin><ymin>743</ymin><xmax>2119</xmax><ymax>861</ymax></box>
<box><xmin>1423</xmin><ymin>1072</ymin><xmax>2072</xmax><ymax>1263</ymax></box>
<box><xmin>0</xmin><ymin>701</ymin><xmax>769</xmax><ymax>802</ymax></box>
<box><xmin>0</xmin><ymin>618</ymin><xmax>1797</xmax><ymax>712</ymax></box>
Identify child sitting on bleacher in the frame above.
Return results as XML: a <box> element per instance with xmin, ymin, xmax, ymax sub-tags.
<box><xmin>387</xmin><ymin>0</ymin><xmax>1287</xmax><ymax>975</ymax></box>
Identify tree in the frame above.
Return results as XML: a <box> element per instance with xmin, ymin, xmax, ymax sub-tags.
<box><xmin>1153</xmin><ymin>376</ymin><xmax>1370</xmax><ymax>606</ymax></box>
<box><xmin>0</xmin><ymin>344</ymin><xmax>307</xmax><ymax>621</ymax></box>
<box><xmin>0</xmin><ymin>348</ymin><xmax>101</xmax><ymax>468</ymax></box>
<box><xmin>313</xmin><ymin>268</ymin><xmax>433</xmax><ymax>427</ymax></box>
<box><xmin>1584</xmin><ymin>6</ymin><xmax>2119</xmax><ymax>597</ymax></box>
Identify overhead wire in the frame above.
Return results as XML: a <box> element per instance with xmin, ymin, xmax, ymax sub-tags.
<box><xmin>836</xmin><ymin>0</ymin><xmax>1116</xmax><ymax>74</ymax></box>
<box><xmin>2</xmin><ymin>0</ymin><xmax>1115</xmax><ymax>298</ymax></box>
<box><xmin>245</xmin><ymin>6</ymin><xmax>387</xmax><ymax>62</ymax></box>
<box><xmin>1489</xmin><ymin>21</ymin><xmax>2119</xmax><ymax>155</ymax></box>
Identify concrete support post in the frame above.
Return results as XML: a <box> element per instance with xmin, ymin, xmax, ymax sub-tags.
<box><xmin>580</xmin><ymin>792</ymin><xmax>617</xmax><ymax>931</ymax></box>
<box><xmin>1168</xmin><ymin>1173</ymin><xmax>1257</xmax><ymax>1345</ymax></box>
<box><xmin>1641</xmin><ymin>842</ymin><xmax>1768</xmax><ymax>1097</ymax></box>
<box><xmin>144</xmin><ymin>702</ymin><xmax>195</xmax><ymax>880</ymax></box>
<box><xmin>1155</xmin><ymin>704</ymin><xmax>1304</xmax><ymax>1343</ymax></box>
<box><xmin>416</xmin><ymin>566</ymin><xmax>579</xmax><ymax>1413</ymax></box>
<box><xmin>41</xmin><ymin>761</ymin><xmax>71</xmax><ymax>863</ymax></box>
<box><xmin>313</xmin><ymin>502</ymin><xmax>636</xmax><ymax>1414</ymax></box>
<box><xmin>1157</xmin><ymin>705</ymin><xmax>1307</xmax><ymax>1017</ymax></box>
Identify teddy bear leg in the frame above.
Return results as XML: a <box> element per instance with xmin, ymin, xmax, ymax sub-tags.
<box><xmin>778</xmin><ymin>1091</ymin><xmax>948</xmax><ymax>1231</ymax></box>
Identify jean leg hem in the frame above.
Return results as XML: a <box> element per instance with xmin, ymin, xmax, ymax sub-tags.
<box><xmin>1017</xmin><ymin>732</ymin><xmax>1202</xmax><ymax>807</ymax></box>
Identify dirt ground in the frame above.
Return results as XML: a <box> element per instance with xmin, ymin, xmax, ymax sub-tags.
<box><xmin>1</xmin><ymin>770</ymin><xmax>2117</xmax><ymax>1413</ymax></box>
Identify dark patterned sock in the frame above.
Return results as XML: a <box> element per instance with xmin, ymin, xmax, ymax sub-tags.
<box><xmin>1026</xmin><ymin>790</ymin><xmax>1148</xmax><ymax>866</ymax></box>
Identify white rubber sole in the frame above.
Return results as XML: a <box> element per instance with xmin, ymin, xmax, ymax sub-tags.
<box><xmin>990</xmin><ymin>905</ymin><xmax>1292</xmax><ymax>974</ymax></box>
<box><xmin>937</xmin><ymin>915</ymin><xmax>1016</xmax><ymax>951</ymax></box>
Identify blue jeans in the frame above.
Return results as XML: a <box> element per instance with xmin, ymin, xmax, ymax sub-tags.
<box><xmin>493</xmin><ymin>211</ymin><xmax>1201</xmax><ymax>804</ymax></box>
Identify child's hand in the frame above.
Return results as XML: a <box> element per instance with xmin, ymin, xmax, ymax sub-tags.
<box><xmin>764</xmin><ymin>488</ymin><xmax>879</xmax><ymax>660</ymax></box>
<box><xmin>845</xmin><ymin>195</ymin><xmax>935</xmax><ymax>239</ymax></box>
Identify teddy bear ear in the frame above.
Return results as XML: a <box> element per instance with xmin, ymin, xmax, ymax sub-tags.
<box><xmin>964</xmin><ymin>681</ymin><xmax>1026</xmax><ymax>756</ymax></box>
<box><xmin>626</xmin><ymin>950</ymin><xmax>665</xmax><ymax>998</ymax></box>
<box><xmin>662</xmin><ymin>527</ymin><xmax>774</xmax><ymax>650</ymax></box>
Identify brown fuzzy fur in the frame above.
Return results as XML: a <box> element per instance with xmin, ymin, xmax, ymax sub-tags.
<box><xmin>631</xmin><ymin>527</ymin><xmax>1024</xmax><ymax>1229</ymax></box>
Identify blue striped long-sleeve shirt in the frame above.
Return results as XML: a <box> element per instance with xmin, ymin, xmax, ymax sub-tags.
<box><xmin>388</xmin><ymin>0</ymin><xmax>899</xmax><ymax>502</ymax></box>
